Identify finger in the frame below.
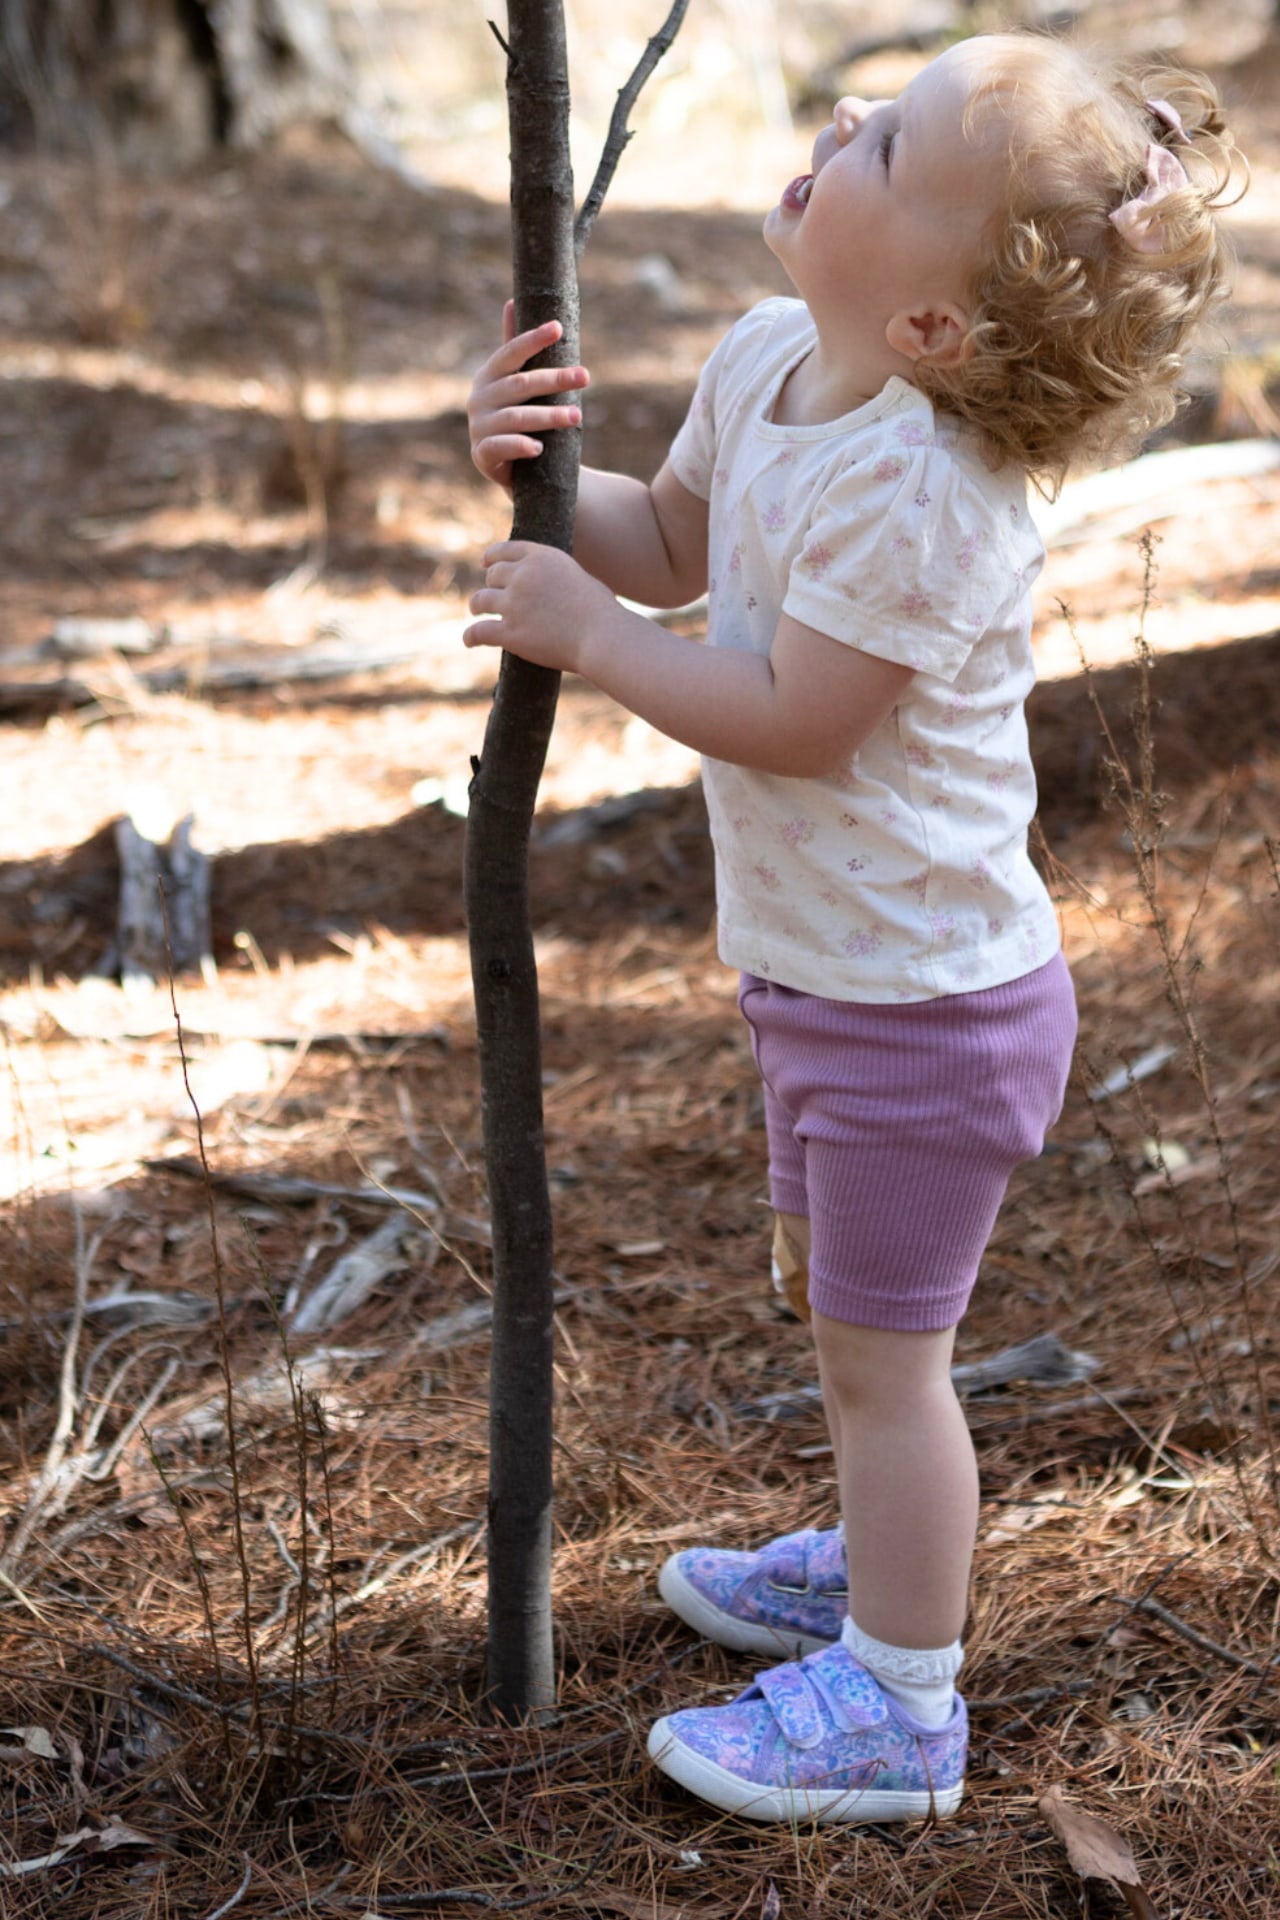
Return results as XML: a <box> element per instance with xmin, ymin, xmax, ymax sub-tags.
<box><xmin>484</xmin><ymin>365</ymin><xmax>589</xmax><ymax>408</ymax></box>
<box><xmin>489</xmin><ymin>318</ymin><xmax>564</xmax><ymax>377</ymax></box>
<box><xmin>462</xmin><ymin>619</ymin><xmax>506</xmax><ymax>649</ymax></box>
<box><xmin>477</xmin><ymin>400</ymin><xmax>583</xmax><ymax>436</ymax></box>
<box><xmin>502</xmin><ymin>298</ymin><xmax>516</xmax><ymax>343</ymax></box>
<box><xmin>482</xmin><ymin>541</ymin><xmax>528</xmax><ymax>565</ymax></box>
<box><xmin>475</xmin><ymin>433</ymin><xmax>547</xmax><ymax>473</ymax></box>
<box><xmin>468</xmin><ymin>586</ymin><xmax>505</xmax><ymax>616</ymax></box>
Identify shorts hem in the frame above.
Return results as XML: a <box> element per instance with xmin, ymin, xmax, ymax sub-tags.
<box><xmin>807</xmin><ymin>1274</ymin><xmax>973</xmax><ymax>1334</ymax></box>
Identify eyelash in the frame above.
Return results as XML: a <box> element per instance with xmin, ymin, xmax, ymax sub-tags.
<box><xmin>878</xmin><ymin>129</ymin><xmax>894</xmax><ymax>169</ymax></box>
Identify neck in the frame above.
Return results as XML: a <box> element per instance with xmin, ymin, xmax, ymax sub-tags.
<box><xmin>777</xmin><ymin>325</ymin><xmax>904</xmax><ymax>426</ymax></box>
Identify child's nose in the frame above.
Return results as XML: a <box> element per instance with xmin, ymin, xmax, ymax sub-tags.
<box><xmin>833</xmin><ymin>97</ymin><xmax>869</xmax><ymax>142</ymax></box>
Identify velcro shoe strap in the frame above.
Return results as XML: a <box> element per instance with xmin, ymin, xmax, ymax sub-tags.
<box><xmin>754</xmin><ymin>1660</ymin><xmax>825</xmax><ymax>1748</ymax></box>
<box><xmin>758</xmin><ymin>1529</ymin><xmax>814</xmax><ymax>1590</ymax></box>
<box><xmin>805</xmin><ymin>1647</ymin><xmax>890</xmax><ymax>1732</ymax></box>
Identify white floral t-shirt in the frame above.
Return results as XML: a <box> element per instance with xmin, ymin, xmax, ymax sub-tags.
<box><xmin>667</xmin><ymin>296</ymin><xmax>1062</xmax><ymax>1003</ymax></box>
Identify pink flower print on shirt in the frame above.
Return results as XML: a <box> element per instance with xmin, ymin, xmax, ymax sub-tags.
<box><xmin>905</xmin><ymin>872</ymin><xmax>928</xmax><ymax>903</ymax></box>
<box><xmin>762</xmin><ymin>501</ymin><xmax>787</xmax><ymax>532</ymax></box>
<box><xmin>799</xmin><ymin>541</ymin><xmax>835</xmax><ymax>580</ymax></box>
<box><xmin>841</xmin><ymin>924</ymin><xmax>884</xmax><ymax>959</ymax></box>
<box><xmin>905</xmin><ymin>742</ymin><xmax>939</xmax><ymax>770</ymax></box>
<box><xmin>728</xmin><ymin>541</ymin><xmax>746</xmax><ymax>576</ymax></box>
<box><xmin>930</xmin><ymin>910</ymin><xmax>958</xmax><ymax>941</ymax></box>
<box><xmin>894</xmin><ymin>420</ymin><xmax>933</xmax><ymax>447</ymax></box>
<box><xmin>899</xmin><ymin>588</ymin><xmax>933</xmax><ymax>618</ymax></box>
<box><xmin>873</xmin><ymin>455</ymin><xmax>907</xmax><ymax>483</ymax></box>
<box><xmin>713</xmin><ymin>465</ymin><xmax>730</xmax><ymax>485</ymax></box>
<box><xmin>914</xmin><ymin>490</ymin><xmax>932</xmax><ymax>508</ymax></box>
<box><xmin>774</xmin><ymin>449</ymin><xmax>798</xmax><ymax>467</ymax></box>
<box><xmin>753</xmin><ymin>863</ymin><xmax>782</xmax><ymax>893</ymax></box>
<box><xmin>780</xmin><ymin>818</ymin><xmax>815</xmax><ymax>849</ymax></box>
<box><xmin>846</xmin><ymin>855</ymin><xmax>868</xmax><ymax>873</ymax></box>
<box><xmin>819</xmin><ymin>888</ymin><xmax>838</xmax><ymax>907</ymax></box>
<box><xmin>878</xmin><ymin>807</ymin><xmax>900</xmax><ymax>827</ymax></box>
<box><xmin>986</xmin><ymin>762</ymin><xmax>1017</xmax><ymax>792</ymax></box>
<box><xmin>987</xmin><ymin>917</ymin><xmax>1005</xmax><ymax>938</ymax></box>
<box><xmin>943</xmin><ymin>691</ymin><xmax>973</xmax><ymax>726</ymax></box>
<box><xmin>1008</xmin><ymin>502</ymin><xmax>1021</xmax><ymax>524</ymax></box>
<box><xmin>968</xmin><ymin>859</ymin><xmax>993</xmax><ymax>891</ymax></box>
<box><xmin>840</xmin><ymin>812</ymin><xmax>860</xmax><ymax>828</ymax></box>
<box><xmin>731</xmin><ymin>814</ymin><xmax>753</xmax><ymax>832</ymax></box>
<box><xmin>891</xmin><ymin>534</ymin><xmax>915</xmax><ymax>554</ymax></box>
<box><xmin>929</xmin><ymin>792</ymin><xmax>953</xmax><ymax>809</ymax></box>
<box><xmin>955</xmin><ymin>530</ymin><xmax>985</xmax><ymax>574</ymax></box>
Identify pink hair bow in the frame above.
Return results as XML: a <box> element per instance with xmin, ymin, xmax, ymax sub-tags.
<box><xmin>1109</xmin><ymin>142</ymin><xmax>1190</xmax><ymax>255</ymax></box>
<box><xmin>1146</xmin><ymin>97</ymin><xmax>1191</xmax><ymax>144</ymax></box>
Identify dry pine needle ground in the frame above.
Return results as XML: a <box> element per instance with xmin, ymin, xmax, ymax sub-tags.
<box><xmin>0</xmin><ymin>620</ymin><xmax>1275</xmax><ymax>1917</ymax></box>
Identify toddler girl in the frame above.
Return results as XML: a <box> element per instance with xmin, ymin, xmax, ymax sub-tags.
<box><xmin>464</xmin><ymin>30</ymin><xmax>1238</xmax><ymax>1824</ymax></box>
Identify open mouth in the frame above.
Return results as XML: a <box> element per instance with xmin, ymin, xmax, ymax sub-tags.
<box><xmin>781</xmin><ymin>174</ymin><xmax>814</xmax><ymax>212</ymax></box>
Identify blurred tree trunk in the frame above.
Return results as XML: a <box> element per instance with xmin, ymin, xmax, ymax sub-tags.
<box><xmin>0</xmin><ymin>0</ymin><xmax>347</xmax><ymax>166</ymax></box>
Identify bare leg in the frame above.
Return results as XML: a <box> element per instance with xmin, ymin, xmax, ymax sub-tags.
<box><xmin>811</xmin><ymin>1311</ymin><xmax>976</xmax><ymax>1650</ymax></box>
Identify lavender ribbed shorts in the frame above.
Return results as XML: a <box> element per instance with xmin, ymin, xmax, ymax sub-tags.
<box><xmin>738</xmin><ymin>952</ymin><xmax>1077</xmax><ymax>1332</ymax></box>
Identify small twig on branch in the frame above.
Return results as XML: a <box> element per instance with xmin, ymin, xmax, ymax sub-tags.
<box><xmin>1115</xmin><ymin>1596</ymin><xmax>1271</xmax><ymax>1677</ymax></box>
<box><xmin>488</xmin><ymin>19</ymin><xmax>511</xmax><ymax>60</ymax></box>
<box><xmin>574</xmin><ymin>0</ymin><xmax>692</xmax><ymax>255</ymax></box>
<box><xmin>202</xmin><ymin>1856</ymin><xmax>254</xmax><ymax>1920</ymax></box>
<box><xmin>968</xmin><ymin>1678</ymin><xmax>1094</xmax><ymax>1715</ymax></box>
<box><xmin>88</xmin><ymin>1643</ymin><xmax>373</xmax><ymax>1753</ymax></box>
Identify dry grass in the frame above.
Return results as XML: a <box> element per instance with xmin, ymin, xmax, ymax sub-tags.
<box><xmin>0</xmin><ymin>583</ymin><xmax>1277</xmax><ymax>1916</ymax></box>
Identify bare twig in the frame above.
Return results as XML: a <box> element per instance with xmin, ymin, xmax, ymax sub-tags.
<box><xmin>167</xmin><ymin>962</ymin><xmax>265</xmax><ymax>1751</ymax></box>
<box><xmin>574</xmin><ymin>0</ymin><xmax>691</xmax><ymax>255</ymax></box>
<box><xmin>1116</xmin><ymin>1595</ymin><xmax>1272</xmax><ymax>1677</ymax></box>
<box><xmin>0</xmin><ymin>1205</ymin><xmax>106</xmax><ymax>1575</ymax></box>
<box><xmin>203</xmin><ymin>1855</ymin><xmax>254</xmax><ymax>1920</ymax></box>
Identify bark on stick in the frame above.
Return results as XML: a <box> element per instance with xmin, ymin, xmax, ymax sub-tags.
<box><xmin>464</xmin><ymin>0</ymin><xmax>580</xmax><ymax>1722</ymax></box>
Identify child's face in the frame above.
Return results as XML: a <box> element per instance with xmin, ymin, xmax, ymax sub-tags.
<box><xmin>764</xmin><ymin>39</ymin><xmax>1009</xmax><ymax>378</ymax></box>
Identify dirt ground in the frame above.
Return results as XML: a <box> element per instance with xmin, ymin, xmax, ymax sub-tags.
<box><xmin>0</xmin><ymin>14</ymin><xmax>1277</xmax><ymax>1918</ymax></box>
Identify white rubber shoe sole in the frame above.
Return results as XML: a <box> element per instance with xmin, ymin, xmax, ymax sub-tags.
<box><xmin>656</xmin><ymin>1553</ymin><xmax>836</xmax><ymax>1659</ymax></box>
<box><xmin>647</xmin><ymin>1716</ymin><xmax>963</xmax><ymax>1824</ymax></box>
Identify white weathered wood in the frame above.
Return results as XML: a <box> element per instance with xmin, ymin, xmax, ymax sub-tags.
<box><xmin>113</xmin><ymin>813</ymin><xmax>211</xmax><ymax>984</ymax></box>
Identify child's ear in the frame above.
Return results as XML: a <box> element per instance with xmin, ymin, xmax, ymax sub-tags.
<box><xmin>885</xmin><ymin>304</ymin><xmax>971</xmax><ymax>366</ymax></box>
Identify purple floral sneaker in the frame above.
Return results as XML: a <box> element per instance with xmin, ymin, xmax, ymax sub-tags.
<box><xmin>657</xmin><ymin>1526</ymin><xmax>846</xmax><ymax>1658</ymax></box>
<box><xmin>647</xmin><ymin>1642</ymin><xmax>966</xmax><ymax>1824</ymax></box>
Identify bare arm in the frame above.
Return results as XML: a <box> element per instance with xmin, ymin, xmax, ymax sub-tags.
<box><xmin>571</xmin><ymin>461</ymin><xmax>708</xmax><ymax>609</ymax></box>
<box><xmin>465</xmin><ymin>544</ymin><xmax>912</xmax><ymax>777</ymax></box>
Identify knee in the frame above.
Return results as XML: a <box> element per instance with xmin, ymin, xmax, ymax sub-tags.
<box><xmin>812</xmin><ymin>1312</ymin><xmax>956</xmax><ymax>1413</ymax></box>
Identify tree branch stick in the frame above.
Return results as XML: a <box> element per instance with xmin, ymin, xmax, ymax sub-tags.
<box><xmin>574</xmin><ymin>0</ymin><xmax>691</xmax><ymax>255</ymax></box>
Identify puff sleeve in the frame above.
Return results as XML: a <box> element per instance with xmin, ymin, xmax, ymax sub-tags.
<box><xmin>668</xmin><ymin>299</ymin><xmax>792</xmax><ymax>501</ymax></box>
<box><xmin>782</xmin><ymin>434</ymin><xmax>1016</xmax><ymax>684</ymax></box>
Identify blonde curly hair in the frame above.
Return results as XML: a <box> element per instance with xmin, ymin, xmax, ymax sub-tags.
<box><xmin>914</xmin><ymin>35</ymin><xmax>1243</xmax><ymax>497</ymax></box>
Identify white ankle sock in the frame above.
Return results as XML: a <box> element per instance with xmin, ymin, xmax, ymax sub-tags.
<box><xmin>841</xmin><ymin>1616</ymin><xmax>962</xmax><ymax>1729</ymax></box>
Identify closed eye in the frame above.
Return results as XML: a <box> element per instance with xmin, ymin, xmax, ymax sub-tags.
<box><xmin>878</xmin><ymin>127</ymin><xmax>895</xmax><ymax>171</ymax></box>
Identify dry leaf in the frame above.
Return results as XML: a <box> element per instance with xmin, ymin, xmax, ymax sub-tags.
<box><xmin>0</xmin><ymin>1725</ymin><xmax>59</xmax><ymax>1759</ymax></box>
<box><xmin>760</xmin><ymin>1884</ymin><xmax>781</xmax><ymax>1920</ymax></box>
<box><xmin>0</xmin><ymin>1817</ymin><xmax>152</xmax><ymax>1877</ymax></box>
<box><xmin>1040</xmin><ymin>1788</ymin><xmax>1160</xmax><ymax>1918</ymax></box>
